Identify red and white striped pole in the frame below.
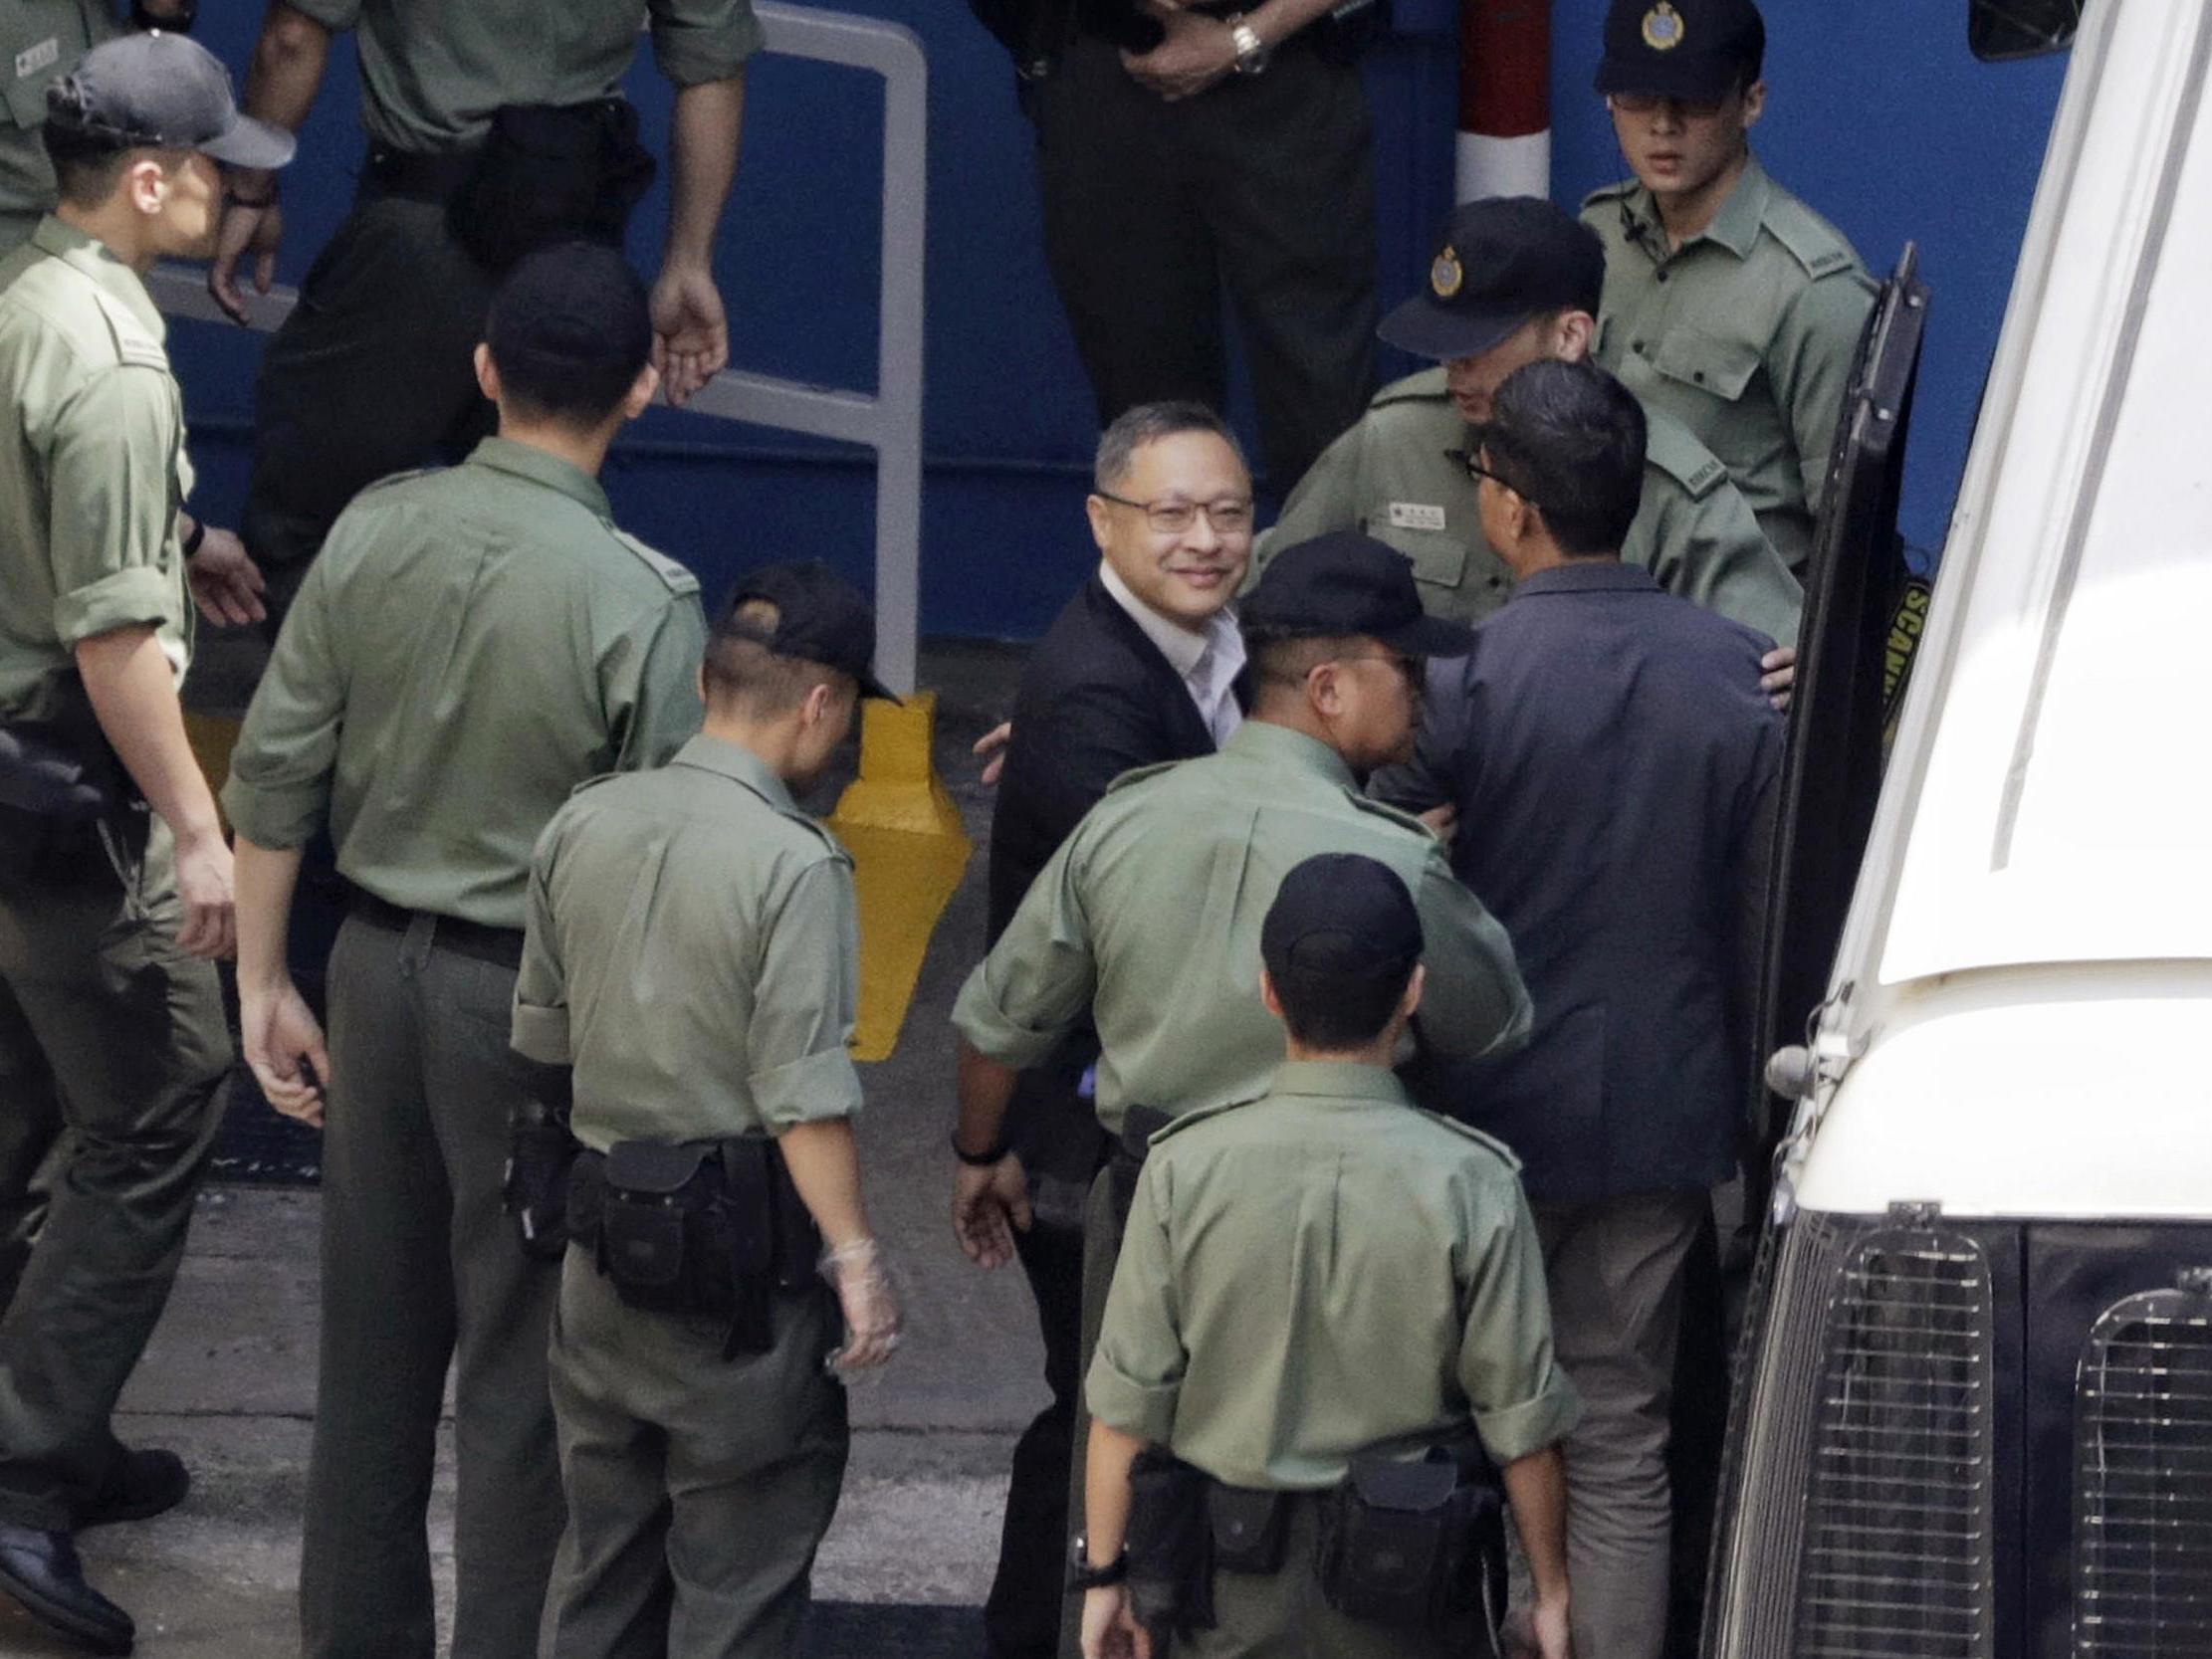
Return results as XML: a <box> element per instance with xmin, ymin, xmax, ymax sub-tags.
<box><xmin>1457</xmin><ymin>0</ymin><xmax>1551</xmax><ymax>202</ymax></box>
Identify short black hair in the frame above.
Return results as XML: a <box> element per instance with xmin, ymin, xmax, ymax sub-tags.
<box><xmin>40</xmin><ymin>119</ymin><xmax>162</xmax><ymax>209</ymax></box>
<box><xmin>484</xmin><ymin>243</ymin><xmax>653</xmax><ymax>425</ymax></box>
<box><xmin>1269</xmin><ymin>957</ymin><xmax>1415</xmax><ymax>1050</ymax></box>
<box><xmin>1480</xmin><ymin>357</ymin><xmax>1646</xmax><ymax>556</ymax></box>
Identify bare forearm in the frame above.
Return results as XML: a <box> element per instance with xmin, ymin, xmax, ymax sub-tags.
<box><xmin>1084</xmin><ymin>1419</ymin><xmax>1146</xmax><ymax>1563</ymax></box>
<box><xmin>74</xmin><ymin>627</ymin><xmax>220</xmax><ymax>845</ymax></box>
<box><xmin>230</xmin><ymin>3</ymin><xmax>330</xmax><ymax>191</ymax></box>
<box><xmin>665</xmin><ymin>75</ymin><xmax>745</xmax><ymax>271</ymax></box>
<box><xmin>778</xmin><ymin>1117</ymin><xmax>872</xmax><ymax>1251</ymax></box>
<box><xmin>234</xmin><ymin>838</ymin><xmax>304</xmax><ymax>995</ymax></box>
<box><xmin>1500</xmin><ymin>1446</ymin><xmax>1572</xmax><ymax>1608</ymax></box>
<box><xmin>955</xmin><ymin>1039</ymin><xmax>1019</xmax><ymax>1156</ymax></box>
<box><xmin>1246</xmin><ymin>0</ymin><xmax>1341</xmax><ymax>48</ymax></box>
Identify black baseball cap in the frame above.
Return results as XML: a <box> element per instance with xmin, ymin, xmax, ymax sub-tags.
<box><xmin>487</xmin><ymin>244</ymin><xmax>653</xmax><ymax>380</ymax></box>
<box><xmin>47</xmin><ymin>32</ymin><xmax>295</xmax><ymax>170</ymax></box>
<box><xmin>1241</xmin><ymin>531</ymin><xmax>1473</xmax><ymax>659</ymax></box>
<box><xmin>1378</xmin><ymin>197</ymin><xmax>1607</xmax><ymax>363</ymax></box>
<box><xmin>1261</xmin><ymin>854</ymin><xmax>1424</xmax><ymax>988</ymax></box>
<box><xmin>1595</xmin><ymin>0</ymin><xmax>1765</xmax><ymax>103</ymax></box>
<box><xmin>723</xmin><ymin>561</ymin><xmax>900</xmax><ymax>704</ymax></box>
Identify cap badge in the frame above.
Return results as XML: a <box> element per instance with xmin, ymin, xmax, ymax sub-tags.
<box><xmin>1641</xmin><ymin>2</ymin><xmax>1685</xmax><ymax>50</ymax></box>
<box><xmin>1430</xmin><ymin>246</ymin><xmax>1463</xmax><ymax>301</ymax></box>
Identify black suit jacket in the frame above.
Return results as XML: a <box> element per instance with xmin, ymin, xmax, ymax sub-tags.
<box><xmin>1384</xmin><ymin>563</ymin><xmax>1783</xmax><ymax>1203</ymax></box>
<box><xmin>988</xmin><ymin>573</ymin><xmax>1217</xmax><ymax>940</ymax></box>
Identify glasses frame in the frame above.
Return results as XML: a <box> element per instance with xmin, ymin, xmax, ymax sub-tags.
<box><xmin>1605</xmin><ymin>89</ymin><xmax>1736</xmax><ymax>122</ymax></box>
<box><xmin>1094</xmin><ymin>490</ymin><xmax>1256</xmax><ymax>536</ymax></box>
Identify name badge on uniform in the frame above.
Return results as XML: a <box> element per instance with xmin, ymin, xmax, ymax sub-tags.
<box><xmin>16</xmin><ymin>38</ymin><xmax>61</xmax><ymax>80</ymax></box>
<box><xmin>1387</xmin><ymin>502</ymin><xmax>1446</xmax><ymax>533</ymax></box>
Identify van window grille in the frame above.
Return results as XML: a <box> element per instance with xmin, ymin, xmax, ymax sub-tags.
<box><xmin>2074</xmin><ymin>1282</ymin><xmax>2212</xmax><ymax>1659</ymax></box>
<box><xmin>1792</xmin><ymin>1229</ymin><xmax>1997</xmax><ymax>1659</ymax></box>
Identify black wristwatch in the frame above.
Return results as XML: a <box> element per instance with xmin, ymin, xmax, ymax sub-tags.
<box><xmin>951</xmin><ymin>1132</ymin><xmax>1009</xmax><ymax>1167</ymax></box>
<box><xmin>1065</xmin><ymin>1535</ymin><xmax>1128</xmax><ymax>1593</ymax></box>
<box><xmin>130</xmin><ymin>0</ymin><xmax>198</xmax><ymax>33</ymax></box>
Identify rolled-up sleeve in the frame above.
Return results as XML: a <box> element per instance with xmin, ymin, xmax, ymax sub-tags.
<box><xmin>649</xmin><ymin>0</ymin><xmax>764</xmax><ymax>85</ymax></box>
<box><xmin>283</xmin><ymin>0</ymin><xmax>362</xmax><ymax>27</ymax></box>
<box><xmin>749</xmin><ymin>858</ymin><xmax>865</xmax><ymax>1129</ymax></box>
<box><xmin>951</xmin><ymin>832</ymin><xmax>1099</xmax><ymax>1070</ymax></box>
<box><xmin>221</xmin><ymin>554</ymin><xmax>344</xmax><ymax>850</ymax></box>
<box><xmin>47</xmin><ymin>368</ymin><xmax>181</xmax><ymax>647</ymax></box>
<box><xmin>512</xmin><ymin>825</ymin><xmax>572</xmax><ymax>1065</ymax></box>
<box><xmin>1085</xmin><ymin>1163</ymin><xmax>1185</xmax><ymax>1442</ymax></box>
<box><xmin>1457</xmin><ymin>1184</ymin><xmax>1580</xmax><ymax>1466</ymax></box>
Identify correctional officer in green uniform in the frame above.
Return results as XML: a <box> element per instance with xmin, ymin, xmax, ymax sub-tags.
<box><xmin>223</xmin><ymin>245</ymin><xmax>707</xmax><ymax>1659</ymax></box>
<box><xmin>0</xmin><ymin>33</ymin><xmax>292</xmax><ymax>1655</ymax></box>
<box><xmin>1583</xmin><ymin>0</ymin><xmax>1876</xmax><ymax>577</ymax></box>
<box><xmin>1076</xmin><ymin>855</ymin><xmax>1576</xmax><ymax>1659</ymax></box>
<box><xmin>515</xmin><ymin>562</ymin><xmax>902</xmax><ymax>1659</ymax></box>
<box><xmin>1266</xmin><ymin>195</ymin><xmax>1802</xmax><ymax>655</ymax></box>
<box><xmin>207</xmin><ymin>0</ymin><xmax>761</xmax><ymax>613</ymax></box>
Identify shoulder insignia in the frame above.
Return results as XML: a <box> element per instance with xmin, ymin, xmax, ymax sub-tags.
<box><xmin>1349</xmin><ymin>792</ymin><xmax>1433</xmax><ymax>836</ymax></box>
<box><xmin>1149</xmin><ymin>1093</ymin><xmax>1266</xmax><ymax>1144</ymax></box>
<box><xmin>1101</xmin><ymin>757</ymin><xmax>1184</xmax><ymax>796</ymax></box>
<box><xmin>1641</xmin><ymin>409</ymin><xmax>1729</xmax><ymax>499</ymax></box>
<box><xmin>1371</xmin><ymin>365</ymin><xmax>1450</xmax><ymax>408</ymax></box>
<box><xmin>1416</xmin><ymin>1109</ymin><xmax>1523</xmax><ymax>1171</ymax></box>
<box><xmin>610</xmin><ymin>528</ymin><xmax>701</xmax><ymax>596</ymax></box>
<box><xmin>351</xmin><ymin>467</ymin><xmax>437</xmax><ymax>501</ymax></box>
<box><xmin>87</xmin><ymin>288</ymin><xmax>167</xmax><ymax>371</ymax></box>
<box><xmin>1762</xmin><ymin>193</ymin><xmax>1864</xmax><ymax>282</ymax></box>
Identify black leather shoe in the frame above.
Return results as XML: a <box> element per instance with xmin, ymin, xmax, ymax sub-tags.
<box><xmin>77</xmin><ymin>1449</ymin><xmax>189</xmax><ymax>1530</ymax></box>
<box><xmin>0</xmin><ymin>1523</ymin><xmax>133</xmax><ymax>1654</ymax></box>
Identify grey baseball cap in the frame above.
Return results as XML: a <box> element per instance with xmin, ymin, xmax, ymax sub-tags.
<box><xmin>46</xmin><ymin>32</ymin><xmax>296</xmax><ymax>171</ymax></box>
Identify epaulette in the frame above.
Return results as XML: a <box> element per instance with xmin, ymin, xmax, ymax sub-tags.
<box><xmin>1370</xmin><ymin>365</ymin><xmax>1449</xmax><ymax>409</ymax></box>
<box><xmin>566</xmin><ymin>769</ymin><xmax>621</xmax><ymax>798</ymax></box>
<box><xmin>88</xmin><ymin>287</ymin><xmax>167</xmax><ymax>372</ymax></box>
<box><xmin>351</xmin><ymin>467</ymin><xmax>435</xmax><ymax>501</ymax></box>
<box><xmin>1414</xmin><ymin>1108</ymin><xmax>1524</xmax><ymax>1172</ymax></box>
<box><xmin>1580</xmin><ymin>177</ymin><xmax>1638</xmax><ymax>210</ymax></box>
<box><xmin>610</xmin><ymin>528</ymin><xmax>701</xmax><ymax>596</ymax></box>
<box><xmin>1349</xmin><ymin>792</ymin><xmax>1434</xmax><ymax>837</ymax></box>
<box><xmin>1641</xmin><ymin>409</ymin><xmax>1729</xmax><ymax>500</ymax></box>
<box><xmin>783</xmin><ymin>809</ymin><xmax>853</xmax><ymax>865</ymax></box>
<box><xmin>1148</xmin><ymin>1092</ymin><xmax>1267</xmax><ymax>1144</ymax></box>
<box><xmin>1101</xmin><ymin>758</ymin><xmax>1183</xmax><ymax>795</ymax></box>
<box><xmin>1762</xmin><ymin>193</ymin><xmax>1863</xmax><ymax>283</ymax></box>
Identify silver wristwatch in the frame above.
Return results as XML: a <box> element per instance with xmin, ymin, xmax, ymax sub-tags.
<box><xmin>1226</xmin><ymin>13</ymin><xmax>1271</xmax><ymax>75</ymax></box>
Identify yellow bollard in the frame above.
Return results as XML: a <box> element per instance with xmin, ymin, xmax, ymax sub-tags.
<box><xmin>826</xmin><ymin>691</ymin><xmax>974</xmax><ymax>1061</ymax></box>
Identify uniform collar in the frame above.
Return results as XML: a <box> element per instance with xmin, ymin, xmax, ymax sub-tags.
<box><xmin>669</xmin><ymin>733</ymin><xmax>798</xmax><ymax>815</ymax></box>
<box><xmin>30</xmin><ymin>216</ymin><xmax>164</xmax><ymax>341</ymax></box>
<box><xmin>1510</xmin><ymin>561</ymin><xmax>1661</xmax><ymax>599</ymax></box>
<box><xmin>1269</xmin><ymin>1059</ymin><xmax>1410</xmax><ymax>1107</ymax></box>
<box><xmin>1621</xmin><ymin>151</ymin><xmax>1771</xmax><ymax>264</ymax></box>
<box><xmin>1222</xmin><ymin>719</ymin><xmax>1356</xmax><ymax>790</ymax></box>
<box><xmin>464</xmin><ymin>436</ymin><xmax>612</xmax><ymax>520</ymax></box>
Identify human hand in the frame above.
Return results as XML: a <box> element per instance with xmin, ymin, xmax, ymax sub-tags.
<box><xmin>1503</xmin><ymin>1598</ymin><xmax>1573</xmax><ymax>1659</ymax></box>
<box><xmin>1080</xmin><ymin>1584</ymin><xmax>1148</xmax><ymax>1659</ymax></box>
<box><xmin>240</xmin><ymin>977</ymin><xmax>330</xmax><ymax>1127</ymax></box>
<box><xmin>172</xmin><ymin>829</ymin><xmax>236</xmax><ymax>960</ymax></box>
<box><xmin>209</xmin><ymin>197</ymin><xmax>283</xmax><ymax>325</ymax></box>
<box><xmin>187</xmin><ymin>527</ymin><xmax>269</xmax><ymax>628</ymax></box>
<box><xmin>650</xmin><ymin>263</ymin><xmax>729</xmax><ymax>407</ymax></box>
<box><xmin>1120</xmin><ymin>11</ymin><xmax>1238</xmax><ymax>102</ymax></box>
<box><xmin>974</xmin><ymin>722</ymin><xmax>1012</xmax><ymax>787</ymax></box>
<box><xmin>1418</xmin><ymin>802</ymin><xmax>1458</xmax><ymax>849</ymax></box>
<box><xmin>820</xmin><ymin>1238</ymin><xmax>903</xmax><ymax>1370</ymax></box>
<box><xmin>952</xmin><ymin>1152</ymin><xmax>1032</xmax><ymax>1268</ymax></box>
<box><xmin>1760</xmin><ymin>645</ymin><xmax>1797</xmax><ymax>711</ymax></box>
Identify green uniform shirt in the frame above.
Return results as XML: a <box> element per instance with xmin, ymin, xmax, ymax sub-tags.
<box><xmin>952</xmin><ymin>721</ymin><xmax>1531</xmax><ymax>1137</ymax></box>
<box><xmin>1260</xmin><ymin>366</ymin><xmax>1802</xmax><ymax>644</ymax></box>
<box><xmin>1584</xmin><ymin>156</ymin><xmax>1877</xmax><ymax>576</ymax></box>
<box><xmin>513</xmin><ymin>734</ymin><xmax>863</xmax><ymax>1149</ymax></box>
<box><xmin>1088</xmin><ymin>1061</ymin><xmax>1580</xmax><ymax>1485</ymax></box>
<box><xmin>0</xmin><ymin>217</ymin><xmax>192</xmax><ymax>724</ymax></box>
<box><xmin>223</xmin><ymin>437</ymin><xmax>706</xmax><ymax>929</ymax></box>
<box><xmin>0</xmin><ymin>1</ymin><xmax>113</xmax><ymax>256</ymax></box>
<box><xmin>290</xmin><ymin>0</ymin><xmax>764</xmax><ymax>154</ymax></box>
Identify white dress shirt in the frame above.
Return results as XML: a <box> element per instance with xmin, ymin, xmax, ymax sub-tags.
<box><xmin>1097</xmin><ymin>561</ymin><xmax>1245</xmax><ymax>746</ymax></box>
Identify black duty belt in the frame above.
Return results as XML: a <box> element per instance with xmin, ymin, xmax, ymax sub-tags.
<box><xmin>352</xmin><ymin>892</ymin><xmax>524</xmax><ymax>970</ymax></box>
<box><xmin>363</xmin><ymin>143</ymin><xmax>480</xmax><ymax>203</ymax></box>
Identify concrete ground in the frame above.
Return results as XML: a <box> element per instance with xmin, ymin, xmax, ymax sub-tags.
<box><xmin>1</xmin><ymin>640</ymin><xmax>1041</xmax><ymax>1656</ymax></box>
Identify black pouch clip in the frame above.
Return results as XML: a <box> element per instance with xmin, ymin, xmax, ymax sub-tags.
<box><xmin>599</xmin><ymin>1141</ymin><xmax>711</xmax><ymax>1304</ymax></box>
<box><xmin>1317</xmin><ymin>1439</ymin><xmax>1505</xmax><ymax>1646</ymax></box>
<box><xmin>1208</xmin><ymin>1485</ymin><xmax>1289</xmax><ymax>1574</ymax></box>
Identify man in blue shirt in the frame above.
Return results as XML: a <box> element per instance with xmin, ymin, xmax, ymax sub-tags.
<box><xmin>1379</xmin><ymin>356</ymin><xmax>1782</xmax><ymax>1659</ymax></box>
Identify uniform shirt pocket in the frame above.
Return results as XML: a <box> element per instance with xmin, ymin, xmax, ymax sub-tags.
<box><xmin>1653</xmin><ymin>326</ymin><xmax>1762</xmax><ymax>404</ymax></box>
<box><xmin>1</xmin><ymin>2</ymin><xmax>95</xmax><ymax>130</ymax></box>
<box><xmin>1360</xmin><ymin>517</ymin><xmax>1467</xmax><ymax>595</ymax></box>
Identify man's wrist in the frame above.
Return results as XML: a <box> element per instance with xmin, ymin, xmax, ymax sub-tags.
<box><xmin>951</xmin><ymin>1130</ymin><xmax>1010</xmax><ymax>1166</ymax></box>
<box><xmin>223</xmin><ymin>172</ymin><xmax>279</xmax><ymax>210</ymax></box>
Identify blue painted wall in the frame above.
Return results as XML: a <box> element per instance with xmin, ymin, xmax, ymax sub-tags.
<box><xmin>169</xmin><ymin>3</ymin><xmax>2067</xmax><ymax>642</ymax></box>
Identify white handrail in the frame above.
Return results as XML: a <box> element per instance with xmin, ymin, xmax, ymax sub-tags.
<box><xmin>150</xmin><ymin>1</ymin><xmax>930</xmax><ymax>695</ymax></box>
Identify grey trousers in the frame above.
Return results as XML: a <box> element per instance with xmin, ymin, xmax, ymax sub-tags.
<box><xmin>1531</xmin><ymin>1190</ymin><xmax>1706</xmax><ymax>1659</ymax></box>
<box><xmin>548</xmin><ymin>1252</ymin><xmax>848</xmax><ymax>1659</ymax></box>
<box><xmin>0</xmin><ymin>814</ymin><xmax>229</xmax><ymax>1530</ymax></box>
<box><xmin>301</xmin><ymin>914</ymin><xmax>564</xmax><ymax>1659</ymax></box>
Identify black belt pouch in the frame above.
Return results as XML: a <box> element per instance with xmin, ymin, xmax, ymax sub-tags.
<box><xmin>1126</xmin><ymin>1447</ymin><xmax>1217</xmax><ymax>1650</ymax></box>
<box><xmin>446</xmin><ymin>99</ymin><xmax>656</xmax><ymax>272</ymax></box>
<box><xmin>597</xmin><ymin>1141</ymin><xmax>708</xmax><ymax>1311</ymax></box>
<box><xmin>1209</xmin><ymin>1485</ymin><xmax>1289</xmax><ymax>1573</ymax></box>
<box><xmin>1316</xmin><ymin>1440</ymin><xmax>1505</xmax><ymax>1640</ymax></box>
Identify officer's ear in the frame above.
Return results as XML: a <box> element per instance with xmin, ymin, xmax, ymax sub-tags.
<box><xmin>620</xmin><ymin>362</ymin><xmax>660</xmax><ymax>422</ymax></box>
<box><xmin>473</xmin><ymin>343</ymin><xmax>499</xmax><ymax>404</ymax></box>
<box><xmin>1259</xmin><ymin>967</ymin><xmax>1286</xmax><ymax>1024</ymax></box>
<box><xmin>1396</xmin><ymin>962</ymin><xmax>1428</xmax><ymax>1027</ymax></box>
<box><xmin>1737</xmin><ymin>79</ymin><xmax>1767</xmax><ymax>132</ymax></box>
<box><xmin>122</xmin><ymin>153</ymin><xmax>170</xmax><ymax>219</ymax></box>
<box><xmin>1551</xmin><ymin>310</ymin><xmax>1597</xmax><ymax>363</ymax></box>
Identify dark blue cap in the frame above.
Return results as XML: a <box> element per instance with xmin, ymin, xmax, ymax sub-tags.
<box><xmin>1379</xmin><ymin>197</ymin><xmax>1608</xmax><ymax>364</ymax></box>
<box><xmin>1261</xmin><ymin>854</ymin><xmax>1424</xmax><ymax>985</ymax></box>
<box><xmin>723</xmin><ymin>560</ymin><xmax>899</xmax><ymax>703</ymax></box>
<box><xmin>1242</xmin><ymin>531</ymin><xmax>1474</xmax><ymax>659</ymax></box>
<box><xmin>1595</xmin><ymin>0</ymin><xmax>1765</xmax><ymax>102</ymax></box>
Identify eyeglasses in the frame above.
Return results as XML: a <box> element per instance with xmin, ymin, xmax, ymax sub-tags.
<box><xmin>1606</xmin><ymin>90</ymin><xmax>1733</xmax><ymax>121</ymax></box>
<box><xmin>1095</xmin><ymin>491</ymin><xmax>1255</xmax><ymax>535</ymax></box>
<box><xmin>1335</xmin><ymin>651</ymin><xmax>1425</xmax><ymax>700</ymax></box>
